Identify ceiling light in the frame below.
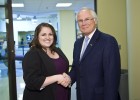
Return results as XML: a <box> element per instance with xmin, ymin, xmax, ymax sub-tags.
<box><xmin>12</xmin><ymin>3</ymin><xmax>24</xmax><ymax>7</ymax></box>
<box><xmin>56</xmin><ymin>3</ymin><xmax>72</xmax><ymax>7</ymax></box>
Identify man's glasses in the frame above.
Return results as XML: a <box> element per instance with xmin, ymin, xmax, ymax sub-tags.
<box><xmin>77</xmin><ymin>18</ymin><xmax>94</xmax><ymax>24</ymax></box>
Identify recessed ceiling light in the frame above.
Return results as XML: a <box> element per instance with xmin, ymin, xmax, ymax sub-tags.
<box><xmin>12</xmin><ymin>3</ymin><xmax>24</xmax><ymax>7</ymax></box>
<box><xmin>56</xmin><ymin>3</ymin><xmax>72</xmax><ymax>7</ymax></box>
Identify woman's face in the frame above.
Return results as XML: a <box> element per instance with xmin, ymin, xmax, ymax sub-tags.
<box><xmin>38</xmin><ymin>27</ymin><xmax>54</xmax><ymax>49</ymax></box>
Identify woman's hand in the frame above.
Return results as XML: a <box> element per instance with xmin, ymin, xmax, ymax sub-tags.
<box><xmin>59</xmin><ymin>73</ymin><xmax>71</xmax><ymax>87</ymax></box>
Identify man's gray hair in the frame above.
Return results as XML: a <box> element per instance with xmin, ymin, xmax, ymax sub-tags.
<box><xmin>76</xmin><ymin>7</ymin><xmax>98</xmax><ymax>25</ymax></box>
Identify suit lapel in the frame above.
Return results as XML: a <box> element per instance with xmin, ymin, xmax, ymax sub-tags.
<box><xmin>81</xmin><ymin>29</ymin><xmax>100</xmax><ymax>61</ymax></box>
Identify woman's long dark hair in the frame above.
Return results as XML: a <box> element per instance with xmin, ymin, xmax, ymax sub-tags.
<box><xmin>29</xmin><ymin>23</ymin><xmax>57</xmax><ymax>52</ymax></box>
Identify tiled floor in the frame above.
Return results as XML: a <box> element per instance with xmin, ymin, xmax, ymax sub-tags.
<box><xmin>0</xmin><ymin>47</ymin><xmax>27</xmax><ymax>100</ymax></box>
<box><xmin>0</xmin><ymin>60</ymin><xmax>25</xmax><ymax>100</ymax></box>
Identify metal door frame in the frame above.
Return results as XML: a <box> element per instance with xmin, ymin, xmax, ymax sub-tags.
<box><xmin>0</xmin><ymin>0</ymin><xmax>17</xmax><ymax>100</ymax></box>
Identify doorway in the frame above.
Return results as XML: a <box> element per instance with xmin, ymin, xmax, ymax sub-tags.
<box><xmin>0</xmin><ymin>0</ymin><xmax>17</xmax><ymax>100</ymax></box>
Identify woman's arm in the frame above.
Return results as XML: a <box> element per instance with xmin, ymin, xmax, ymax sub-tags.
<box><xmin>40</xmin><ymin>74</ymin><xmax>64</xmax><ymax>89</ymax></box>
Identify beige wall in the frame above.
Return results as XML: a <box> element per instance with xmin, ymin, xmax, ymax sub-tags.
<box><xmin>58</xmin><ymin>10</ymin><xmax>76</xmax><ymax>65</ymax></box>
<box><xmin>97</xmin><ymin>0</ymin><xmax>128</xmax><ymax>70</ymax></box>
<box><xmin>97</xmin><ymin>0</ymin><xmax>140</xmax><ymax>100</ymax></box>
<box><xmin>126</xmin><ymin>0</ymin><xmax>140</xmax><ymax>100</ymax></box>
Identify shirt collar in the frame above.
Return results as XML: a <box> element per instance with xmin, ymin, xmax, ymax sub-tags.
<box><xmin>85</xmin><ymin>28</ymin><xmax>96</xmax><ymax>40</ymax></box>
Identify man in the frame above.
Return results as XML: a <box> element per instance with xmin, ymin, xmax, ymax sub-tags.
<box><xmin>69</xmin><ymin>7</ymin><xmax>121</xmax><ymax>100</ymax></box>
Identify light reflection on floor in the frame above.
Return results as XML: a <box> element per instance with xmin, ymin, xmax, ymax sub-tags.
<box><xmin>0</xmin><ymin>60</ymin><xmax>25</xmax><ymax>100</ymax></box>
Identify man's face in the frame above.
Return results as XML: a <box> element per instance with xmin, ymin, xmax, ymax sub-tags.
<box><xmin>77</xmin><ymin>10</ymin><xmax>96</xmax><ymax>36</ymax></box>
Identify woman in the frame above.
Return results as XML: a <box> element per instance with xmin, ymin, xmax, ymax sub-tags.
<box><xmin>22</xmin><ymin>23</ymin><xmax>70</xmax><ymax>100</ymax></box>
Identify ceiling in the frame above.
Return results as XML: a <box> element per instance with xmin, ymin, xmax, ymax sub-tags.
<box><xmin>12</xmin><ymin>0</ymin><xmax>94</xmax><ymax>15</ymax></box>
<box><xmin>0</xmin><ymin>0</ymin><xmax>94</xmax><ymax>19</ymax></box>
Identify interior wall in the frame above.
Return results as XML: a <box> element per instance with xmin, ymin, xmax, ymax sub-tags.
<box><xmin>97</xmin><ymin>0</ymin><xmax>140</xmax><ymax>100</ymax></box>
<box><xmin>97</xmin><ymin>0</ymin><xmax>128</xmax><ymax>69</ymax></box>
<box><xmin>126</xmin><ymin>0</ymin><xmax>140</xmax><ymax>100</ymax></box>
<box><xmin>58</xmin><ymin>10</ymin><xmax>76</xmax><ymax>65</ymax></box>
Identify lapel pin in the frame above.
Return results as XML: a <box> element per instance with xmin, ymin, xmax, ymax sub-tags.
<box><xmin>90</xmin><ymin>44</ymin><xmax>93</xmax><ymax>46</ymax></box>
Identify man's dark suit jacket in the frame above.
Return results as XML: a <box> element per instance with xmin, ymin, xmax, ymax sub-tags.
<box><xmin>22</xmin><ymin>47</ymin><xmax>69</xmax><ymax>100</ymax></box>
<box><xmin>69</xmin><ymin>29</ymin><xmax>121</xmax><ymax>100</ymax></box>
